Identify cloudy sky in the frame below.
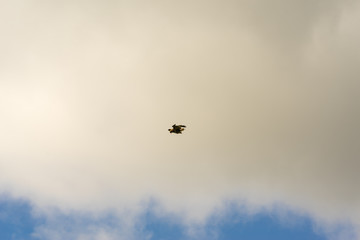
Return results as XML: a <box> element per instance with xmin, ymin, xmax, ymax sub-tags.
<box><xmin>0</xmin><ymin>0</ymin><xmax>360</xmax><ymax>239</ymax></box>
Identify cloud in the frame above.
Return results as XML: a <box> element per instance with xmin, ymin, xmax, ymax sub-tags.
<box><xmin>0</xmin><ymin>0</ymin><xmax>360</xmax><ymax>239</ymax></box>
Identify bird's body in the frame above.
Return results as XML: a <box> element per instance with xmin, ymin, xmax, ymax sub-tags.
<box><xmin>168</xmin><ymin>124</ymin><xmax>186</xmax><ymax>134</ymax></box>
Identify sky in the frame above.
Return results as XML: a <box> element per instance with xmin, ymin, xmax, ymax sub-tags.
<box><xmin>0</xmin><ymin>0</ymin><xmax>359</xmax><ymax>239</ymax></box>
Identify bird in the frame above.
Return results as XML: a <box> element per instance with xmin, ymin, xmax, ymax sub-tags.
<box><xmin>168</xmin><ymin>124</ymin><xmax>186</xmax><ymax>134</ymax></box>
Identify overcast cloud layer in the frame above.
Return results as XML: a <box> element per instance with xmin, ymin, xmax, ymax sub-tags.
<box><xmin>1</xmin><ymin>0</ymin><xmax>360</xmax><ymax>239</ymax></box>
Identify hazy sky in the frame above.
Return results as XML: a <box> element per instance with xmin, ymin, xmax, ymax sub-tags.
<box><xmin>1</xmin><ymin>0</ymin><xmax>360</xmax><ymax>239</ymax></box>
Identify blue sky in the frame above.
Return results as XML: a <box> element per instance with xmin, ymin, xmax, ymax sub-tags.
<box><xmin>142</xmin><ymin>207</ymin><xmax>326</xmax><ymax>240</ymax></box>
<box><xmin>0</xmin><ymin>195</ymin><xmax>333</xmax><ymax>240</ymax></box>
<box><xmin>0</xmin><ymin>196</ymin><xmax>37</xmax><ymax>240</ymax></box>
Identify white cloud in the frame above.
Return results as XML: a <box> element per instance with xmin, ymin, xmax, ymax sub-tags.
<box><xmin>0</xmin><ymin>0</ymin><xmax>360</xmax><ymax>239</ymax></box>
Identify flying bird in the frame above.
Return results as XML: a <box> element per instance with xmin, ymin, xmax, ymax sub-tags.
<box><xmin>168</xmin><ymin>124</ymin><xmax>186</xmax><ymax>134</ymax></box>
